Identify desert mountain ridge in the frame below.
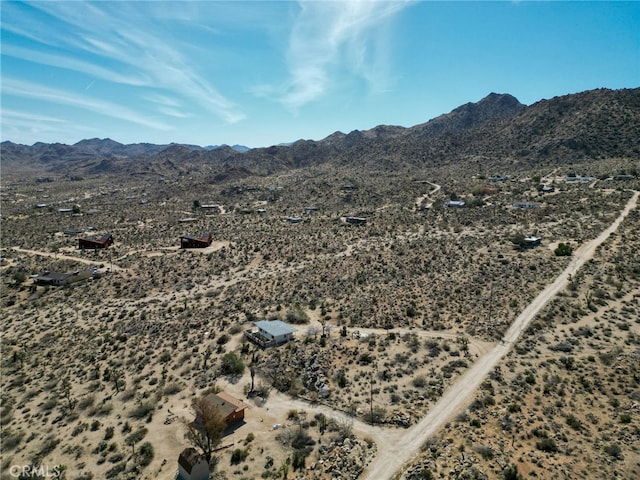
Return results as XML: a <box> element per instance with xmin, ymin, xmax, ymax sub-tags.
<box><xmin>2</xmin><ymin>87</ymin><xmax>638</xmax><ymax>179</ymax></box>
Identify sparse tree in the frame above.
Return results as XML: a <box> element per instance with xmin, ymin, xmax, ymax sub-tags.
<box><xmin>202</xmin><ymin>345</ymin><xmax>213</xmax><ymax>371</ymax></box>
<box><xmin>186</xmin><ymin>396</ymin><xmax>226</xmax><ymax>463</ymax></box>
<box><xmin>61</xmin><ymin>377</ymin><xmax>76</xmax><ymax>412</ymax></box>
<box><xmin>111</xmin><ymin>368</ymin><xmax>125</xmax><ymax>393</ymax></box>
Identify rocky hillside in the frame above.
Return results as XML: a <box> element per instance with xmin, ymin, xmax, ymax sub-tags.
<box><xmin>2</xmin><ymin>88</ymin><xmax>638</xmax><ymax>179</ymax></box>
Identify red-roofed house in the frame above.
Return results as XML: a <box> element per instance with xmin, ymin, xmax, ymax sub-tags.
<box><xmin>204</xmin><ymin>392</ymin><xmax>249</xmax><ymax>427</ymax></box>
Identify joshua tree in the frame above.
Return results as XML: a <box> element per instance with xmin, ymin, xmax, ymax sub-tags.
<box><xmin>250</xmin><ymin>366</ymin><xmax>256</xmax><ymax>393</ymax></box>
<box><xmin>61</xmin><ymin>377</ymin><xmax>76</xmax><ymax>412</ymax></box>
<box><xmin>111</xmin><ymin>368</ymin><xmax>125</xmax><ymax>394</ymax></box>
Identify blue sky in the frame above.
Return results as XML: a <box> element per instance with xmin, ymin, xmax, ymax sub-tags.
<box><xmin>1</xmin><ymin>1</ymin><xmax>638</xmax><ymax>148</ymax></box>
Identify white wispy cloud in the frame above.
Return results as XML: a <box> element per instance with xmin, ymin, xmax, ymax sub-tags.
<box><xmin>1</xmin><ymin>109</ymin><xmax>99</xmax><ymax>143</ymax></box>
<box><xmin>263</xmin><ymin>0</ymin><xmax>413</xmax><ymax>110</ymax></box>
<box><xmin>2</xmin><ymin>78</ymin><xmax>172</xmax><ymax>131</ymax></box>
<box><xmin>1</xmin><ymin>44</ymin><xmax>149</xmax><ymax>87</ymax></box>
<box><xmin>5</xmin><ymin>1</ymin><xmax>245</xmax><ymax>124</ymax></box>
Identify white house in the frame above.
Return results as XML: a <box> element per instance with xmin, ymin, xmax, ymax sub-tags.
<box><xmin>246</xmin><ymin>320</ymin><xmax>297</xmax><ymax>347</ymax></box>
<box><xmin>177</xmin><ymin>447</ymin><xmax>209</xmax><ymax>480</ymax></box>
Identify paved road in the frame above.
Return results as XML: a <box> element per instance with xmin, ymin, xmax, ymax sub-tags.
<box><xmin>360</xmin><ymin>190</ymin><xmax>639</xmax><ymax>480</ymax></box>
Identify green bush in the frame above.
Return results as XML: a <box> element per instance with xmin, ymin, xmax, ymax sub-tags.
<box><xmin>221</xmin><ymin>352</ymin><xmax>244</xmax><ymax>375</ymax></box>
<box><xmin>230</xmin><ymin>448</ymin><xmax>249</xmax><ymax>464</ymax></box>
<box><xmin>138</xmin><ymin>441</ymin><xmax>154</xmax><ymax>467</ymax></box>
<box><xmin>554</xmin><ymin>243</ymin><xmax>573</xmax><ymax>256</ymax></box>
<box><xmin>604</xmin><ymin>443</ymin><xmax>622</xmax><ymax>459</ymax></box>
<box><xmin>536</xmin><ymin>437</ymin><xmax>558</xmax><ymax>453</ymax></box>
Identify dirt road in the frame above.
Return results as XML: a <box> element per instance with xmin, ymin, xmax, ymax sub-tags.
<box><xmin>9</xmin><ymin>246</ymin><xmax>125</xmax><ymax>271</ymax></box>
<box><xmin>360</xmin><ymin>190</ymin><xmax>639</xmax><ymax>480</ymax></box>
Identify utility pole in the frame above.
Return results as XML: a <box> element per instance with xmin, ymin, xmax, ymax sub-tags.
<box><xmin>370</xmin><ymin>376</ymin><xmax>374</xmax><ymax>425</ymax></box>
<box><xmin>487</xmin><ymin>282</ymin><xmax>494</xmax><ymax>325</ymax></box>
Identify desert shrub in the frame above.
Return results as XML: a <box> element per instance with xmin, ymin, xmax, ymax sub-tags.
<box><xmin>285</xmin><ymin>306</ymin><xmax>310</xmax><ymax>324</ymax></box>
<box><xmin>42</xmin><ymin>397</ymin><xmax>58</xmax><ymax>411</ymax></box>
<box><xmin>2</xmin><ymin>428</ymin><xmax>25</xmax><ymax>450</ymax></box>
<box><xmin>475</xmin><ymin>444</ymin><xmax>494</xmax><ymax>460</ymax></box>
<box><xmin>566</xmin><ymin>414</ymin><xmax>582</xmax><ymax>430</ymax></box>
<box><xmin>412</xmin><ymin>375</ymin><xmax>427</xmax><ymax>388</ymax></box>
<box><xmin>90</xmin><ymin>401</ymin><xmax>113</xmax><ymax>416</ymax></box>
<box><xmin>77</xmin><ymin>394</ymin><xmax>95</xmax><ymax>411</ymax></box>
<box><xmin>555</xmin><ymin>243</ymin><xmax>573</xmax><ymax>256</ymax></box>
<box><xmin>221</xmin><ymin>352</ymin><xmax>244</xmax><ymax>375</ymax></box>
<box><xmin>291</xmin><ymin>430</ymin><xmax>315</xmax><ymax>450</ymax></box>
<box><xmin>230</xmin><ymin>448</ymin><xmax>249</xmax><ymax>464</ymax></box>
<box><xmin>129</xmin><ymin>400</ymin><xmax>155</xmax><ymax>419</ymax></box>
<box><xmin>536</xmin><ymin>437</ymin><xmax>558</xmax><ymax>453</ymax></box>
<box><xmin>36</xmin><ymin>434</ymin><xmax>60</xmax><ymax>459</ymax></box>
<box><xmin>503</xmin><ymin>464</ymin><xmax>523</xmax><ymax>480</ymax></box>
<box><xmin>138</xmin><ymin>441</ymin><xmax>154</xmax><ymax>467</ymax></box>
<box><xmin>108</xmin><ymin>452</ymin><xmax>124</xmax><ymax>463</ymax></box>
<box><xmin>163</xmin><ymin>382</ymin><xmax>183</xmax><ymax>395</ymax></box>
<box><xmin>104</xmin><ymin>426</ymin><xmax>114</xmax><ymax>440</ymax></box>
<box><xmin>291</xmin><ymin>449</ymin><xmax>307</xmax><ymax>471</ymax></box>
<box><xmin>604</xmin><ymin>443</ymin><xmax>622</xmax><ymax>459</ymax></box>
<box><xmin>105</xmin><ymin>462</ymin><xmax>126</xmax><ymax>478</ymax></box>
<box><xmin>72</xmin><ymin>422</ymin><xmax>88</xmax><ymax>437</ymax></box>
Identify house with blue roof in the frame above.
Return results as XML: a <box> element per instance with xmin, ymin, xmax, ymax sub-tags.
<box><xmin>245</xmin><ymin>320</ymin><xmax>297</xmax><ymax>348</ymax></box>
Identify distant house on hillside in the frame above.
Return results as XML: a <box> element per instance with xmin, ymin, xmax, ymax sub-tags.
<box><xmin>523</xmin><ymin>236</ymin><xmax>541</xmax><ymax>248</ymax></box>
<box><xmin>180</xmin><ymin>232</ymin><xmax>213</xmax><ymax>249</ymax></box>
<box><xmin>345</xmin><ymin>216</ymin><xmax>367</xmax><ymax>225</ymax></box>
<box><xmin>79</xmin><ymin>233</ymin><xmax>113</xmax><ymax>249</ymax></box>
<box><xmin>34</xmin><ymin>269</ymin><xmax>95</xmax><ymax>286</ymax></box>
<box><xmin>489</xmin><ymin>175</ymin><xmax>508</xmax><ymax>182</ymax></box>
<box><xmin>245</xmin><ymin>320</ymin><xmax>297</xmax><ymax>348</ymax></box>
<box><xmin>565</xmin><ymin>175</ymin><xmax>594</xmax><ymax>182</ymax></box>
<box><xmin>200</xmin><ymin>204</ymin><xmax>221</xmax><ymax>212</ymax></box>
<box><xmin>512</xmin><ymin>202</ymin><xmax>540</xmax><ymax>209</ymax></box>
<box><xmin>177</xmin><ymin>448</ymin><xmax>209</xmax><ymax>480</ymax></box>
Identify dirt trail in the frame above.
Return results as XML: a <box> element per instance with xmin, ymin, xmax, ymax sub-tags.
<box><xmin>414</xmin><ymin>181</ymin><xmax>441</xmax><ymax>208</ymax></box>
<box><xmin>360</xmin><ymin>190</ymin><xmax>639</xmax><ymax>480</ymax></box>
<box><xmin>9</xmin><ymin>247</ymin><xmax>125</xmax><ymax>271</ymax></box>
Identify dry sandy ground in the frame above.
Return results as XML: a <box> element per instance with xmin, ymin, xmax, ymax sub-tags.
<box><xmin>145</xmin><ymin>190</ymin><xmax>637</xmax><ymax>480</ymax></box>
<box><xmin>359</xmin><ymin>190</ymin><xmax>639</xmax><ymax>480</ymax></box>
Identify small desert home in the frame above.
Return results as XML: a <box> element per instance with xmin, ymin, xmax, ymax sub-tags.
<box><xmin>204</xmin><ymin>392</ymin><xmax>249</xmax><ymax>428</ymax></box>
<box><xmin>245</xmin><ymin>320</ymin><xmax>297</xmax><ymax>348</ymax></box>
<box><xmin>177</xmin><ymin>447</ymin><xmax>209</xmax><ymax>480</ymax></box>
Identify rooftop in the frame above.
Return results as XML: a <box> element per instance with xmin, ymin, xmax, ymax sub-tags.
<box><xmin>255</xmin><ymin>320</ymin><xmax>297</xmax><ymax>337</ymax></box>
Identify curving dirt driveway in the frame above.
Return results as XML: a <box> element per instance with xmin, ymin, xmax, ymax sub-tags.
<box><xmin>360</xmin><ymin>190</ymin><xmax>639</xmax><ymax>480</ymax></box>
<box><xmin>9</xmin><ymin>246</ymin><xmax>125</xmax><ymax>271</ymax></box>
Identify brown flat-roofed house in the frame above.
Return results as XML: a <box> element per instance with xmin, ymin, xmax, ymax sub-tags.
<box><xmin>180</xmin><ymin>232</ymin><xmax>213</xmax><ymax>249</ymax></box>
<box><xmin>78</xmin><ymin>233</ymin><xmax>113</xmax><ymax>249</ymax></box>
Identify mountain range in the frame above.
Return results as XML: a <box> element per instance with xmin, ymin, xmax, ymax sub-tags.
<box><xmin>2</xmin><ymin>87</ymin><xmax>638</xmax><ymax>179</ymax></box>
